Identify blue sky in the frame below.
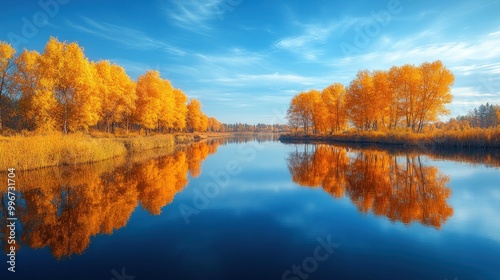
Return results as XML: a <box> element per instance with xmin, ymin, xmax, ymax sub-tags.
<box><xmin>1</xmin><ymin>0</ymin><xmax>500</xmax><ymax>124</ymax></box>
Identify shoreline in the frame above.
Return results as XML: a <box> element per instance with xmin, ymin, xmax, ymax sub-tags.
<box><xmin>0</xmin><ymin>132</ymin><xmax>281</xmax><ymax>171</ymax></box>
<box><xmin>0</xmin><ymin>133</ymin><xmax>227</xmax><ymax>171</ymax></box>
<box><xmin>279</xmin><ymin>133</ymin><xmax>500</xmax><ymax>168</ymax></box>
<box><xmin>279</xmin><ymin>129</ymin><xmax>500</xmax><ymax>149</ymax></box>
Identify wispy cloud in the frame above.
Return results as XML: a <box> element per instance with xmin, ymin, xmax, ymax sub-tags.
<box><xmin>67</xmin><ymin>17</ymin><xmax>185</xmax><ymax>55</ymax></box>
<box><xmin>195</xmin><ymin>48</ymin><xmax>266</xmax><ymax>66</ymax></box>
<box><xmin>335</xmin><ymin>31</ymin><xmax>500</xmax><ymax>70</ymax></box>
<box><xmin>164</xmin><ymin>0</ymin><xmax>225</xmax><ymax>32</ymax></box>
<box><xmin>206</xmin><ymin>72</ymin><xmax>327</xmax><ymax>89</ymax></box>
<box><xmin>488</xmin><ymin>30</ymin><xmax>500</xmax><ymax>37</ymax></box>
<box><xmin>273</xmin><ymin>17</ymin><xmax>358</xmax><ymax>61</ymax></box>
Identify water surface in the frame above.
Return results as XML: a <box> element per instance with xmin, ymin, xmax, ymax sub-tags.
<box><xmin>1</xmin><ymin>137</ymin><xmax>499</xmax><ymax>280</ymax></box>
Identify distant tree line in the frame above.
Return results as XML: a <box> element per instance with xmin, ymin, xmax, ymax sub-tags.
<box><xmin>0</xmin><ymin>38</ymin><xmax>222</xmax><ymax>135</ymax></box>
<box><xmin>434</xmin><ymin>103</ymin><xmax>500</xmax><ymax>131</ymax></box>
<box><xmin>222</xmin><ymin>123</ymin><xmax>289</xmax><ymax>133</ymax></box>
<box><xmin>458</xmin><ymin>103</ymin><xmax>500</xmax><ymax>128</ymax></box>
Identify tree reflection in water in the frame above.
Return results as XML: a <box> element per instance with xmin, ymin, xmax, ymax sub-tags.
<box><xmin>0</xmin><ymin>139</ymin><xmax>225</xmax><ymax>260</ymax></box>
<box><xmin>287</xmin><ymin>145</ymin><xmax>453</xmax><ymax>229</ymax></box>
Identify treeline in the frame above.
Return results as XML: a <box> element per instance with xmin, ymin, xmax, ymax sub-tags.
<box><xmin>222</xmin><ymin>123</ymin><xmax>290</xmax><ymax>132</ymax></box>
<box><xmin>287</xmin><ymin>60</ymin><xmax>455</xmax><ymax>134</ymax></box>
<box><xmin>439</xmin><ymin>103</ymin><xmax>500</xmax><ymax>130</ymax></box>
<box><xmin>0</xmin><ymin>38</ymin><xmax>222</xmax><ymax>135</ymax></box>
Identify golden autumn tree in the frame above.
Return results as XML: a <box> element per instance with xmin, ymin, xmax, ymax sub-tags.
<box><xmin>93</xmin><ymin>60</ymin><xmax>136</xmax><ymax>133</ymax></box>
<box><xmin>345</xmin><ymin>70</ymin><xmax>378</xmax><ymax>130</ymax></box>
<box><xmin>321</xmin><ymin>83</ymin><xmax>347</xmax><ymax>133</ymax></box>
<box><xmin>0</xmin><ymin>42</ymin><xmax>16</xmax><ymax>133</ymax></box>
<box><xmin>158</xmin><ymin>79</ymin><xmax>176</xmax><ymax>132</ymax></box>
<box><xmin>14</xmin><ymin>49</ymin><xmax>46</xmax><ymax>130</ymax></box>
<box><xmin>186</xmin><ymin>99</ymin><xmax>204</xmax><ymax>132</ymax></box>
<box><xmin>388</xmin><ymin>64</ymin><xmax>421</xmax><ymax>131</ymax></box>
<box><xmin>371</xmin><ymin>70</ymin><xmax>391</xmax><ymax>130</ymax></box>
<box><xmin>414</xmin><ymin>60</ymin><xmax>454</xmax><ymax>132</ymax></box>
<box><xmin>286</xmin><ymin>90</ymin><xmax>321</xmax><ymax>134</ymax></box>
<box><xmin>310</xmin><ymin>90</ymin><xmax>328</xmax><ymax>135</ymax></box>
<box><xmin>387</xmin><ymin>66</ymin><xmax>405</xmax><ymax>129</ymax></box>
<box><xmin>38</xmin><ymin>37</ymin><xmax>100</xmax><ymax>133</ymax></box>
<box><xmin>208</xmin><ymin>117</ymin><xmax>221</xmax><ymax>132</ymax></box>
<box><xmin>200</xmin><ymin>114</ymin><xmax>209</xmax><ymax>132</ymax></box>
<box><xmin>172</xmin><ymin>88</ymin><xmax>188</xmax><ymax>132</ymax></box>
<box><xmin>284</xmin><ymin>61</ymin><xmax>454</xmax><ymax>134</ymax></box>
<box><xmin>134</xmin><ymin>70</ymin><xmax>165</xmax><ymax>133</ymax></box>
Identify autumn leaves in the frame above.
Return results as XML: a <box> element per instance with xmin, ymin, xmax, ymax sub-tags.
<box><xmin>0</xmin><ymin>42</ymin><xmax>16</xmax><ymax>132</ymax></box>
<box><xmin>2</xmin><ymin>37</ymin><xmax>458</xmax><ymax>136</ymax></box>
<box><xmin>287</xmin><ymin>145</ymin><xmax>453</xmax><ymax>229</ymax></box>
<box><xmin>0</xmin><ymin>38</ymin><xmax>221</xmax><ymax>134</ymax></box>
<box><xmin>287</xmin><ymin>61</ymin><xmax>455</xmax><ymax>134</ymax></box>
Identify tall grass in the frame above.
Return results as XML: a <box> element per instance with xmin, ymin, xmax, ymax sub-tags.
<box><xmin>120</xmin><ymin>134</ymin><xmax>175</xmax><ymax>153</ymax></box>
<box><xmin>0</xmin><ymin>133</ymin><xmax>126</xmax><ymax>171</ymax></box>
<box><xmin>0</xmin><ymin>133</ymin><xmax>177</xmax><ymax>171</ymax></box>
<box><xmin>280</xmin><ymin>128</ymin><xmax>500</xmax><ymax>149</ymax></box>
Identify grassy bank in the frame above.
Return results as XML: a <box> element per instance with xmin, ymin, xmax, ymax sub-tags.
<box><xmin>0</xmin><ymin>133</ymin><xmax>177</xmax><ymax>171</ymax></box>
<box><xmin>280</xmin><ymin>128</ymin><xmax>500</xmax><ymax>149</ymax></box>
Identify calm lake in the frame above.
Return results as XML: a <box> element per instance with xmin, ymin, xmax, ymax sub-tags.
<box><xmin>1</xmin><ymin>136</ymin><xmax>500</xmax><ymax>280</ymax></box>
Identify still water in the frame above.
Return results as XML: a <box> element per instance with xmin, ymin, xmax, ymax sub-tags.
<box><xmin>1</xmin><ymin>137</ymin><xmax>500</xmax><ymax>280</ymax></box>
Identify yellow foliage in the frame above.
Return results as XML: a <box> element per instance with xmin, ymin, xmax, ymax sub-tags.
<box><xmin>0</xmin><ymin>41</ymin><xmax>16</xmax><ymax>132</ymax></box>
<box><xmin>1</xmin><ymin>139</ymin><xmax>221</xmax><ymax>258</ymax></box>
<box><xmin>186</xmin><ymin>99</ymin><xmax>208</xmax><ymax>132</ymax></box>
<box><xmin>287</xmin><ymin>145</ymin><xmax>453</xmax><ymax>229</ymax></box>
<box><xmin>2</xmin><ymin>38</ymin><xmax>220</xmax><ymax>135</ymax></box>
<box><xmin>287</xmin><ymin>61</ymin><xmax>455</xmax><ymax>134</ymax></box>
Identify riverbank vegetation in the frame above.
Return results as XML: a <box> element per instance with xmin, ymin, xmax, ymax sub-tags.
<box><xmin>0</xmin><ymin>38</ymin><xmax>232</xmax><ymax>170</ymax></box>
<box><xmin>0</xmin><ymin>133</ymin><xmax>179</xmax><ymax>171</ymax></box>
<box><xmin>283</xmin><ymin>61</ymin><xmax>500</xmax><ymax>148</ymax></box>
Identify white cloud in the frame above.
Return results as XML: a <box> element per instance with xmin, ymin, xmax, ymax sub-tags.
<box><xmin>164</xmin><ymin>0</ymin><xmax>228</xmax><ymax>32</ymax></box>
<box><xmin>338</xmin><ymin>32</ymin><xmax>500</xmax><ymax>68</ymax></box>
<box><xmin>488</xmin><ymin>30</ymin><xmax>500</xmax><ymax>37</ymax></box>
<box><xmin>195</xmin><ymin>48</ymin><xmax>266</xmax><ymax>66</ymax></box>
<box><xmin>273</xmin><ymin>18</ymin><xmax>358</xmax><ymax>61</ymax></box>
<box><xmin>67</xmin><ymin>17</ymin><xmax>185</xmax><ymax>55</ymax></box>
<box><xmin>210</xmin><ymin>72</ymin><xmax>324</xmax><ymax>87</ymax></box>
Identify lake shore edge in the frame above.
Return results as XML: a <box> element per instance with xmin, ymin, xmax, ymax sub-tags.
<box><xmin>0</xmin><ymin>132</ymin><xmax>236</xmax><ymax>171</ymax></box>
<box><xmin>279</xmin><ymin>129</ymin><xmax>500</xmax><ymax>149</ymax></box>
